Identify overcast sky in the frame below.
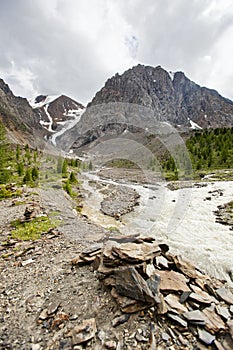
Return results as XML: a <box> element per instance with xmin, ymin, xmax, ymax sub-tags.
<box><xmin>0</xmin><ymin>0</ymin><xmax>233</xmax><ymax>105</ymax></box>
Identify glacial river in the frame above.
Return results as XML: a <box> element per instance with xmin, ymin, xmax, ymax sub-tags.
<box><xmin>81</xmin><ymin>172</ymin><xmax>233</xmax><ymax>286</ymax></box>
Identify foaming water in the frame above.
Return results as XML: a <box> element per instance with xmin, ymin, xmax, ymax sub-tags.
<box><xmin>82</xmin><ymin>173</ymin><xmax>233</xmax><ymax>285</ymax></box>
<box><xmin>122</xmin><ymin>181</ymin><xmax>233</xmax><ymax>284</ymax></box>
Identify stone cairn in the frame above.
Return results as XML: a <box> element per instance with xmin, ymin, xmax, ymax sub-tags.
<box><xmin>72</xmin><ymin>235</ymin><xmax>233</xmax><ymax>349</ymax></box>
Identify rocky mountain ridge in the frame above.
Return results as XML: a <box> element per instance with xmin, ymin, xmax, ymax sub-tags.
<box><xmin>1</xmin><ymin>64</ymin><xmax>233</xmax><ymax>150</ymax></box>
<box><xmin>88</xmin><ymin>64</ymin><xmax>233</xmax><ymax>129</ymax></box>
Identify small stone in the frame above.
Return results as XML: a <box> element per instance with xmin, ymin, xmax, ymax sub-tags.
<box><xmin>230</xmin><ymin>305</ymin><xmax>233</xmax><ymax>314</ymax></box>
<box><xmin>162</xmin><ymin>332</ymin><xmax>170</xmax><ymax>342</ymax></box>
<box><xmin>112</xmin><ymin>314</ymin><xmax>130</xmax><ymax>327</ymax></box>
<box><xmin>72</xmin><ymin>318</ymin><xmax>96</xmax><ymax>345</ymax></box>
<box><xmin>104</xmin><ymin>340</ymin><xmax>117</xmax><ymax>349</ymax></box>
<box><xmin>202</xmin><ymin>306</ymin><xmax>226</xmax><ymax>332</ymax></box>
<box><xmin>39</xmin><ymin>309</ymin><xmax>48</xmax><ymax>320</ymax></box>
<box><xmin>21</xmin><ymin>258</ymin><xmax>34</xmax><ymax>266</ymax></box>
<box><xmin>155</xmin><ymin>256</ymin><xmax>169</xmax><ymax>269</ymax></box>
<box><xmin>180</xmin><ymin>291</ymin><xmax>191</xmax><ymax>303</ymax></box>
<box><xmin>70</xmin><ymin>314</ymin><xmax>78</xmax><ymax>320</ymax></box>
<box><xmin>135</xmin><ymin>331</ymin><xmax>148</xmax><ymax>343</ymax></box>
<box><xmin>189</xmin><ymin>292</ymin><xmax>212</xmax><ymax>305</ymax></box>
<box><xmin>47</xmin><ymin>301</ymin><xmax>60</xmax><ymax>315</ymax></box>
<box><xmin>198</xmin><ymin>328</ymin><xmax>215</xmax><ymax>345</ymax></box>
<box><xmin>31</xmin><ymin>344</ymin><xmax>41</xmax><ymax>350</ymax></box>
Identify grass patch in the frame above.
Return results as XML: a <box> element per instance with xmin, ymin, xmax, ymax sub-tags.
<box><xmin>10</xmin><ymin>216</ymin><xmax>60</xmax><ymax>241</ymax></box>
<box><xmin>0</xmin><ymin>185</ymin><xmax>22</xmax><ymax>200</ymax></box>
<box><xmin>107</xmin><ymin>226</ymin><xmax>120</xmax><ymax>232</ymax></box>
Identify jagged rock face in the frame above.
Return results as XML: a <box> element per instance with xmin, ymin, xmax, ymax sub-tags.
<box><xmin>0</xmin><ymin>79</ymin><xmax>44</xmax><ymax>144</ymax></box>
<box><xmin>88</xmin><ymin>65</ymin><xmax>233</xmax><ymax>129</ymax></box>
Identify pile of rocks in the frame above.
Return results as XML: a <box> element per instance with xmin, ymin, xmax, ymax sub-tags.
<box><xmin>23</xmin><ymin>204</ymin><xmax>46</xmax><ymax>222</ymax></box>
<box><xmin>73</xmin><ymin>235</ymin><xmax>233</xmax><ymax>349</ymax></box>
<box><xmin>100</xmin><ymin>185</ymin><xmax>140</xmax><ymax>219</ymax></box>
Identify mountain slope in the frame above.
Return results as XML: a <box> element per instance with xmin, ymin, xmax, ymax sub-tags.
<box><xmin>88</xmin><ymin>64</ymin><xmax>233</xmax><ymax>129</ymax></box>
<box><xmin>0</xmin><ymin>79</ymin><xmax>44</xmax><ymax>144</ymax></box>
<box><xmin>30</xmin><ymin>94</ymin><xmax>85</xmax><ymax>146</ymax></box>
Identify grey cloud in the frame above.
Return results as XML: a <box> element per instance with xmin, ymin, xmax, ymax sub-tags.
<box><xmin>0</xmin><ymin>0</ymin><xmax>232</xmax><ymax>104</ymax></box>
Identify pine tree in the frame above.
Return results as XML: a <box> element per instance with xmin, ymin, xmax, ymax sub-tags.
<box><xmin>17</xmin><ymin>162</ymin><xmax>24</xmax><ymax>176</ymax></box>
<box><xmin>32</xmin><ymin>166</ymin><xmax>39</xmax><ymax>181</ymax></box>
<box><xmin>69</xmin><ymin>171</ymin><xmax>76</xmax><ymax>183</ymax></box>
<box><xmin>16</xmin><ymin>145</ymin><xmax>20</xmax><ymax>160</ymax></box>
<box><xmin>62</xmin><ymin>159</ymin><xmax>68</xmax><ymax>177</ymax></box>
<box><xmin>23</xmin><ymin>168</ymin><xmax>32</xmax><ymax>184</ymax></box>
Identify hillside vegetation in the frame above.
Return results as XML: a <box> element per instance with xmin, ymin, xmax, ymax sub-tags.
<box><xmin>186</xmin><ymin>127</ymin><xmax>233</xmax><ymax>171</ymax></box>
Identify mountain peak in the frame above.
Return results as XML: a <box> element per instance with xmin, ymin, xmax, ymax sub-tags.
<box><xmin>88</xmin><ymin>64</ymin><xmax>233</xmax><ymax>129</ymax></box>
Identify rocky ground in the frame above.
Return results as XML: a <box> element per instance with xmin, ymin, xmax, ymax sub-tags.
<box><xmin>0</xmin><ymin>180</ymin><xmax>233</xmax><ymax>349</ymax></box>
<box><xmin>100</xmin><ymin>184</ymin><xmax>140</xmax><ymax>219</ymax></box>
<box><xmin>98</xmin><ymin>168</ymin><xmax>161</xmax><ymax>185</ymax></box>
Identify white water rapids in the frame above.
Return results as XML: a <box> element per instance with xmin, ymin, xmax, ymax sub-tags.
<box><xmin>81</xmin><ymin>172</ymin><xmax>233</xmax><ymax>286</ymax></box>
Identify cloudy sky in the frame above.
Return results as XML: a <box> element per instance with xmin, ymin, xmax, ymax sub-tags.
<box><xmin>0</xmin><ymin>0</ymin><xmax>233</xmax><ymax>105</ymax></box>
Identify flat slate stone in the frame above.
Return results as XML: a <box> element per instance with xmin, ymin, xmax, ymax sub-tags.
<box><xmin>202</xmin><ymin>306</ymin><xmax>226</xmax><ymax>333</ymax></box>
<box><xmin>198</xmin><ymin>328</ymin><xmax>215</xmax><ymax>345</ymax></box>
<box><xmin>167</xmin><ymin>313</ymin><xmax>187</xmax><ymax>328</ymax></box>
<box><xmin>112</xmin><ymin>241</ymin><xmax>161</xmax><ymax>263</ymax></box>
<box><xmin>216</xmin><ymin>288</ymin><xmax>233</xmax><ymax>304</ymax></box>
<box><xmin>47</xmin><ymin>301</ymin><xmax>60</xmax><ymax>315</ymax></box>
<box><xmin>164</xmin><ymin>294</ymin><xmax>188</xmax><ymax>314</ymax></box>
<box><xmin>189</xmin><ymin>284</ymin><xmax>218</xmax><ymax>304</ymax></box>
<box><xmin>114</xmin><ymin>267</ymin><xmax>158</xmax><ymax>304</ymax></box>
<box><xmin>183</xmin><ymin>310</ymin><xmax>206</xmax><ymax>325</ymax></box>
<box><xmin>172</xmin><ymin>255</ymin><xmax>197</xmax><ymax>278</ymax></box>
<box><xmin>156</xmin><ymin>270</ymin><xmax>190</xmax><ymax>292</ymax></box>
<box><xmin>189</xmin><ymin>292</ymin><xmax>212</xmax><ymax>305</ymax></box>
<box><xmin>216</xmin><ymin>305</ymin><xmax>231</xmax><ymax>320</ymax></box>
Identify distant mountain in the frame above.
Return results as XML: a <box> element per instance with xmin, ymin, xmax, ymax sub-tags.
<box><xmin>29</xmin><ymin>95</ymin><xmax>84</xmax><ymax>132</ymax></box>
<box><xmin>88</xmin><ymin>64</ymin><xmax>233</xmax><ymax>129</ymax></box>
<box><xmin>0</xmin><ymin>77</ymin><xmax>85</xmax><ymax>147</ymax></box>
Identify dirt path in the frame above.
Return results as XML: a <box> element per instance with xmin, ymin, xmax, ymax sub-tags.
<box><xmin>0</xmin><ymin>187</ymin><xmax>160</xmax><ymax>350</ymax></box>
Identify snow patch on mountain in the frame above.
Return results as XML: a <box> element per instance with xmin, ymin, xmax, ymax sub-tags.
<box><xmin>168</xmin><ymin>71</ymin><xmax>175</xmax><ymax>81</ymax></box>
<box><xmin>50</xmin><ymin>107</ymin><xmax>85</xmax><ymax>146</ymax></box>
<box><xmin>189</xmin><ymin>119</ymin><xmax>202</xmax><ymax>130</ymax></box>
<box><xmin>28</xmin><ymin>95</ymin><xmax>60</xmax><ymax>109</ymax></box>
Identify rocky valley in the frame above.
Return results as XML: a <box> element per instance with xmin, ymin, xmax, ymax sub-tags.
<box><xmin>0</xmin><ymin>64</ymin><xmax>233</xmax><ymax>349</ymax></box>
